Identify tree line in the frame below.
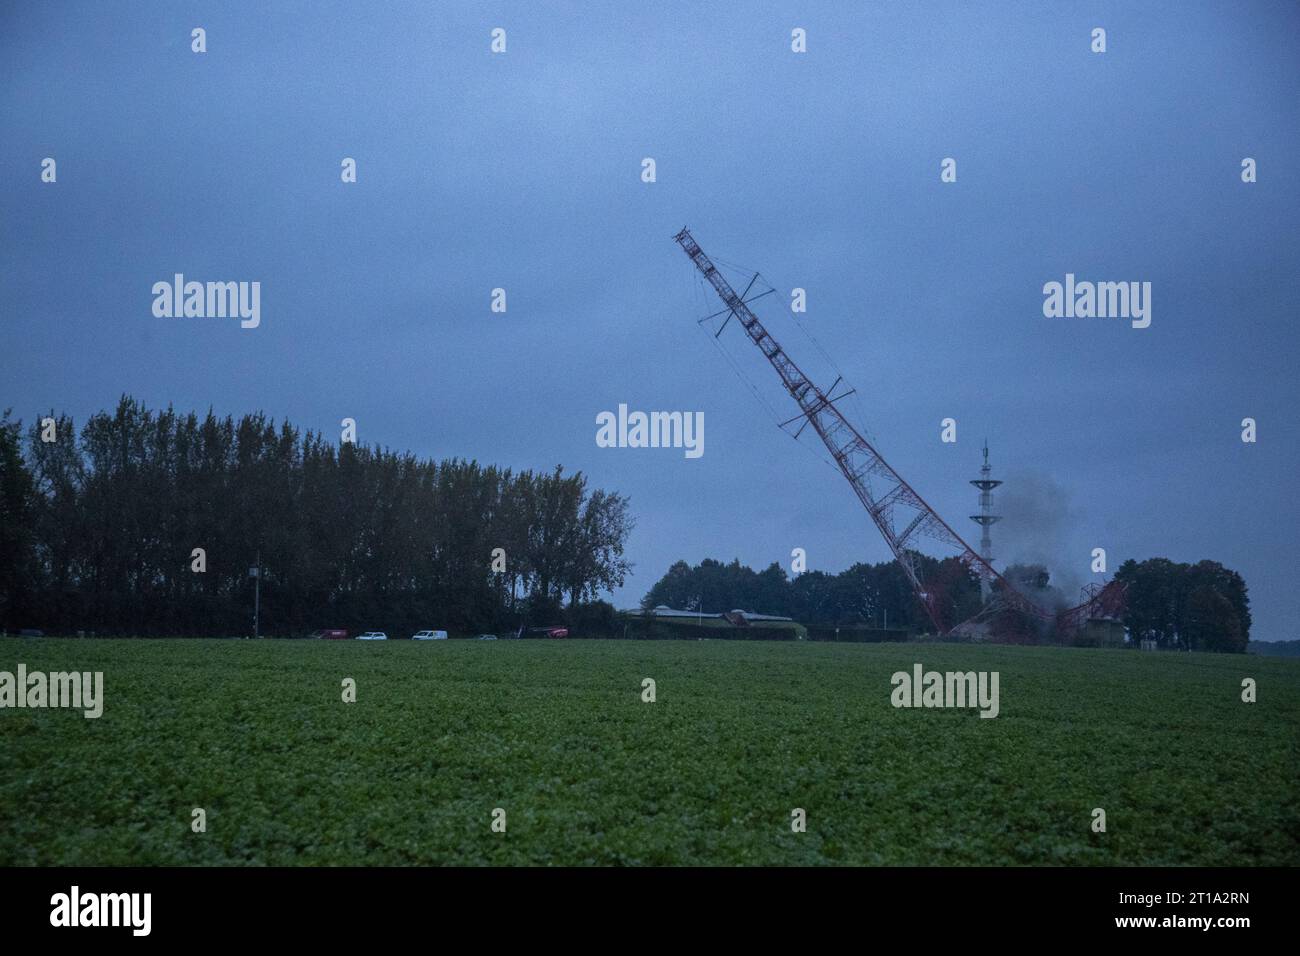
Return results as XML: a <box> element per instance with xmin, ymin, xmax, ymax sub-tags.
<box><xmin>641</xmin><ymin>554</ymin><xmax>982</xmax><ymax>631</ymax></box>
<box><xmin>1114</xmin><ymin>557</ymin><xmax>1250</xmax><ymax>653</ymax></box>
<box><xmin>644</xmin><ymin>555</ymin><xmax>1252</xmax><ymax>651</ymax></box>
<box><xmin>0</xmin><ymin>397</ymin><xmax>633</xmax><ymax>636</ymax></box>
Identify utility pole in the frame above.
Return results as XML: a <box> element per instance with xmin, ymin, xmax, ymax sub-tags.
<box><xmin>250</xmin><ymin>551</ymin><xmax>261</xmax><ymax>639</ymax></box>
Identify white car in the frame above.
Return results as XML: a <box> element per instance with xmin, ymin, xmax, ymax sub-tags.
<box><xmin>412</xmin><ymin>630</ymin><xmax>449</xmax><ymax>641</ymax></box>
<box><xmin>357</xmin><ymin>631</ymin><xmax>388</xmax><ymax>641</ymax></box>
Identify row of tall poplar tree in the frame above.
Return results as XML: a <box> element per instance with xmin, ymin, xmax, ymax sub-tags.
<box><xmin>0</xmin><ymin>397</ymin><xmax>633</xmax><ymax>636</ymax></box>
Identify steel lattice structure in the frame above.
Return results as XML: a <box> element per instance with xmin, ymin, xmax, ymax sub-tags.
<box><xmin>969</xmin><ymin>441</ymin><xmax>1002</xmax><ymax>605</ymax></box>
<box><xmin>675</xmin><ymin>227</ymin><xmax>1124</xmax><ymax>635</ymax></box>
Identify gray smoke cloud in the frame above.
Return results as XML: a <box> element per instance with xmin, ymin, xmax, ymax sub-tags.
<box><xmin>991</xmin><ymin>470</ymin><xmax>1084</xmax><ymax>609</ymax></box>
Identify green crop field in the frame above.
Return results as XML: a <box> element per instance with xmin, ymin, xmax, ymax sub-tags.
<box><xmin>1</xmin><ymin>638</ymin><xmax>1296</xmax><ymax>866</ymax></box>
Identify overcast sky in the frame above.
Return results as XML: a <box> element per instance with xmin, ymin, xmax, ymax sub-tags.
<box><xmin>3</xmin><ymin>2</ymin><xmax>1297</xmax><ymax>639</ymax></box>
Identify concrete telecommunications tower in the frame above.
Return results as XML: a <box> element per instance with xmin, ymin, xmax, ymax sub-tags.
<box><xmin>969</xmin><ymin>442</ymin><xmax>1002</xmax><ymax>604</ymax></box>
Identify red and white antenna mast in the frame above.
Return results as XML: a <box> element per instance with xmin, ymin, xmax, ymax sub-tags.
<box><xmin>969</xmin><ymin>441</ymin><xmax>1002</xmax><ymax>604</ymax></box>
<box><xmin>674</xmin><ymin>227</ymin><xmax>1119</xmax><ymax>634</ymax></box>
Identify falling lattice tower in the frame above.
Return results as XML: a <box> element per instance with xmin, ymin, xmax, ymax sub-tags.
<box><xmin>969</xmin><ymin>441</ymin><xmax>1002</xmax><ymax>604</ymax></box>
<box><xmin>674</xmin><ymin>226</ymin><xmax>1126</xmax><ymax>635</ymax></box>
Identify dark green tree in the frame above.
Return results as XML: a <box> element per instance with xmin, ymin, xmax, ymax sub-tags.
<box><xmin>0</xmin><ymin>411</ymin><xmax>38</xmax><ymax>628</ymax></box>
<box><xmin>9</xmin><ymin>397</ymin><xmax>634</xmax><ymax>637</ymax></box>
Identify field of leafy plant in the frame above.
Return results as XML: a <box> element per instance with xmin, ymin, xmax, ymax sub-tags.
<box><xmin>1</xmin><ymin>638</ymin><xmax>1296</xmax><ymax>865</ymax></box>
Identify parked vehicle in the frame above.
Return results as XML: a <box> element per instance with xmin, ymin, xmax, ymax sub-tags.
<box><xmin>357</xmin><ymin>631</ymin><xmax>388</xmax><ymax>641</ymax></box>
<box><xmin>475</xmin><ymin>634</ymin><xmax>498</xmax><ymax>641</ymax></box>
<box><xmin>310</xmin><ymin>628</ymin><xmax>349</xmax><ymax>640</ymax></box>
<box><xmin>412</xmin><ymin>630</ymin><xmax>449</xmax><ymax>641</ymax></box>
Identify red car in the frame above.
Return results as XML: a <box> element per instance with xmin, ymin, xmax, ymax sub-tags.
<box><xmin>311</xmin><ymin>628</ymin><xmax>349</xmax><ymax>640</ymax></box>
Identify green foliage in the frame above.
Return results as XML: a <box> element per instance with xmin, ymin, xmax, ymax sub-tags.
<box><xmin>3</xmin><ymin>397</ymin><xmax>633</xmax><ymax>636</ymax></box>
<box><xmin>565</xmin><ymin>600</ymin><xmax>618</xmax><ymax>636</ymax></box>
<box><xmin>1116</xmin><ymin>557</ymin><xmax>1251</xmax><ymax>652</ymax></box>
<box><xmin>2</xmin><ymin>638</ymin><xmax>1294</xmax><ymax>866</ymax></box>
<box><xmin>642</xmin><ymin>554</ymin><xmax>979</xmax><ymax>631</ymax></box>
<box><xmin>0</xmin><ymin>411</ymin><xmax>38</xmax><ymax>626</ymax></box>
<box><xmin>805</xmin><ymin>625</ymin><xmax>910</xmax><ymax>643</ymax></box>
<box><xmin>623</xmin><ymin>616</ymin><xmax>802</xmax><ymax>641</ymax></box>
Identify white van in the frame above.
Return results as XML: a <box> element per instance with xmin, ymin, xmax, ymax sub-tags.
<box><xmin>412</xmin><ymin>630</ymin><xmax>449</xmax><ymax>641</ymax></box>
